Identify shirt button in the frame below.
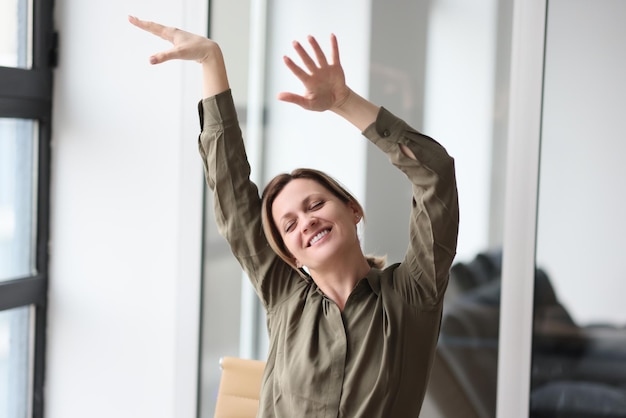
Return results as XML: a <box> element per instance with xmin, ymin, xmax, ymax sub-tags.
<box><xmin>382</xmin><ymin>129</ymin><xmax>391</xmax><ymax>137</ymax></box>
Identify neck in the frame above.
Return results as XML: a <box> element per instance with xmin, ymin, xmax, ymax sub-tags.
<box><xmin>308</xmin><ymin>253</ymin><xmax>371</xmax><ymax>311</ymax></box>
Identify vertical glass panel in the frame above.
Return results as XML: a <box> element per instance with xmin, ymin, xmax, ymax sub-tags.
<box><xmin>422</xmin><ymin>0</ymin><xmax>512</xmax><ymax>416</ymax></box>
<box><xmin>0</xmin><ymin>0</ymin><xmax>33</xmax><ymax>68</ymax></box>
<box><xmin>0</xmin><ymin>118</ymin><xmax>37</xmax><ymax>282</ymax></box>
<box><xmin>198</xmin><ymin>0</ymin><xmax>252</xmax><ymax>416</ymax></box>
<box><xmin>199</xmin><ymin>0</ymin><xmax>513</xmax><ymax>417</ymax></box>
<box><xmin>0</xmin><ymin>306</ymin><xmax>32</xmax><ymax>418</ymax></box>
<box><xmin>533</xmin><ymin>0</ymin><xmax>626</xmax><ymax>417</ymax></box>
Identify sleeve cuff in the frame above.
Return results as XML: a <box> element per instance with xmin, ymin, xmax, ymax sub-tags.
<box><xmin>362</xmin><ymin>107</ymin><xmax>407</xmax><ymax>151</ymax></box>
<box><xmin>197</xmin><ymin>89</ymin><xmax>238</xmax><ymax>130</ymax></box>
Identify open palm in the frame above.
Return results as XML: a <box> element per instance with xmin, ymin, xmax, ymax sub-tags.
<box><xmin>278</xmin><ymin>34</ymin><xmax>351</xmax><ymax>112</ymax></box>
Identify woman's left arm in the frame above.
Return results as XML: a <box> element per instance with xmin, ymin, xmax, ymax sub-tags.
<box><xmin>364</xmin><ymin>111</ymin><xmax>459</xmax><ymax>304</ymax></box>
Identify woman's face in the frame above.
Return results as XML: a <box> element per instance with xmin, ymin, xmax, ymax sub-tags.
<box><xmin>271</xmin><ymin>178</ymin><xmax>361</xmax><ymax>270</ymax></box>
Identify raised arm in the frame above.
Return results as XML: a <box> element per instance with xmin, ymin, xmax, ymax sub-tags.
<box><xmin>129</xmin><ymin>17</ymin><xmax>305</xmax><ymax>308</ymax></box>
<box><xmin>128</xmin><ymin>16</ymin><xmax>229</xmax><ymax>98</ymax></box>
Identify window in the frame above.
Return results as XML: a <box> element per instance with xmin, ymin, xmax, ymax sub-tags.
<box><xmin>0</xmin><ymin>0</ymin><xmax>55</xmax><ymax>416</ymax></box>
<box><xmin>532</xmin><ymin>1</ymin><xmax>626</xmax><ymax>415</ymax></box>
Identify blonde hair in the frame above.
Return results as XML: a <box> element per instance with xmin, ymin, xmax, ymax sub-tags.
<box><xmin>261</xmin><ymin>168</ymin><xmax>386</xmax><ymax>271</ymax></box>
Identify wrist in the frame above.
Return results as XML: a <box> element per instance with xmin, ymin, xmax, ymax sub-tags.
<box><xmin>331</xmin><ymin>86</ymin><xmax>353</xmax><ymax>112</ymax></box>
<box><xmin>198</xmin><ymin>39</ymin><xmax>222</xmax><ymax>65</ymax></box>
<box><xmin>330</xmin><ymin>89</ymin><xmax>379</xmax><ymax>132</ymax></box>
<box><xmin>200</xmin><ymin>41</ymin><xmax>230</xmax><ymax>98</ymax></box>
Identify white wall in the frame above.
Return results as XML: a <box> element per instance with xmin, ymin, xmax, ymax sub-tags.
<box><xmin>48</xmin><ymin>1</ymin><xmax>206</xmax><ymax>417</ymax></box>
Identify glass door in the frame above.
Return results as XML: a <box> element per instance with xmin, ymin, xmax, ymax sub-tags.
<box><xmin>199</xmin><ymin>1</ymin><xmax>516</xmax><ymax>417</ymax></box>
<box><xmin>531</xmin><ymin>0</ymin><xmax>626</xmax><ymax>417</ymax></box>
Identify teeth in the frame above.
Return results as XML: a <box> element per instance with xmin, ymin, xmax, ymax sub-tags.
<box><xmin>309</xmin><ymin>230</ymin><xmax>329</xmax><ymax>246</ymax></box>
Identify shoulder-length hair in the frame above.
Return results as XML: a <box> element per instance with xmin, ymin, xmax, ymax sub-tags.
<box><xmin>261</xmin><ymin>168</ymin><xmax>386</xmax><ymax>271</ymax></box>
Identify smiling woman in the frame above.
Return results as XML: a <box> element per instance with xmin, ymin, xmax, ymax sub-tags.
<box><xmin>264</xmin><ymin>173</ymin><xmax>369</xmax><ymax>307</ymax></box>
<box><xmin>130</xmin><ymin>14</ymin><xmax>459</xmax><ymax>418</ymax></box>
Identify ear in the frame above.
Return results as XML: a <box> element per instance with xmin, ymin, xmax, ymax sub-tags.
<box><xmin>348</xmin><ymin>201</ymin><xmax>362</xmax><ymax>224</ymax></box>
<box><xmin>295</xmin><ymin>259</ymin><xmax>302</xmax><ymax>268</ymax></box>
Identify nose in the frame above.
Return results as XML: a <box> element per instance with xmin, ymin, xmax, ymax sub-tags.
<box><xmin>301</xmin><ymin>215</ymin><xmax>317</xmax><ymax>233</ymax></box>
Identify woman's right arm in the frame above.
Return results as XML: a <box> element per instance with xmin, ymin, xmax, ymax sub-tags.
<box><xmin>130</xmin><ymin>17</ymin><xmax>301</xmax><ymax>307</ymax></box>
<box><xmin>198</xmin><ymin>90</ymin><xmax>299</xmax><ymax>303</ymax></box>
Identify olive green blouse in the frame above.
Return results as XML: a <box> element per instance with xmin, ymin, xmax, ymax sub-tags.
<box><xmin>198</xmin><ymin>89</ymin><xmax>459</xmax><ymax>417</ymax></box>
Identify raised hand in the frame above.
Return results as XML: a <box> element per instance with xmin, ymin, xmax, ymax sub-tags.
<box><xmin>129</xmin><ymin>16</ymin><xmax>229</xmax><ymax>97</ymax></box>
<box><xmin>277</xmin><ymin>34</ymin><xmax>352</xmax><ymax>112</ymax></box>
<box><xmin>128</xmin><ymin>16</ymin><xmax>218</xmax><ymax>64</ymax></box>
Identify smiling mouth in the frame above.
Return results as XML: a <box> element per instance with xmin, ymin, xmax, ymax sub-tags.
<box><xmin>308</xmin><ymin>229</ymin><xmax>330</xmax><ymax>247</ymax></box>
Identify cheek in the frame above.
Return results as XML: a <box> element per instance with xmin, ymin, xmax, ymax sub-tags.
<box><xmin>281</xmin><ymin>234</ymin><xmax>299</xmax><ymax>255</ymax></box>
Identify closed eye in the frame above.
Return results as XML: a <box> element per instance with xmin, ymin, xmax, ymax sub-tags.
<box><xmin>284</xmin><ymin>220</ymin><xmax>296</xmax><ymax>233</ymax></box>
<box><xmin>309</xmin><ymin>200</ymin><xmax>324</xmax><ymax>210</ymax></box>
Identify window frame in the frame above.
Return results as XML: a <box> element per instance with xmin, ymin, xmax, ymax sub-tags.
<box><xmin>0</xmin><ymin>0</ymin><xmax>56</xmax><ymax>416</ymax></box>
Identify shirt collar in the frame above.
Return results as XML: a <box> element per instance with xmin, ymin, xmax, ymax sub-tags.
<box><xmin>364</xmin><ymin>268</ymin><xmax>382</xmax><ymax>296</ymax></box>
<box><xmin>302</xmin><ymin>268</ymin><xmax>382</xmax><ymax>297</ymax></box>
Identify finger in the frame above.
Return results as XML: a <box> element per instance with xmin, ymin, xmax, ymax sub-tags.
<box><xmin>330</xmin><ymin>33</ymin><xmax>341</xmax><ymax>67</ymax></box>
<box><xmin>307</xmin><ymin>35</ymin><xmax>328</xmax><ymax>67</ymax></box>
<box><xmin>282</xmin><ymin>56</ymin><xmax>310</xmax><ymax>82</ymax></box>
<box><xmin>149</xmin><ymin>47</ymin><xmax>180</xmax><ymax>64</ymax></box>
<box><xmin>128</xmin><ymin>16</ymin><xmax>166</xmax><ymax>36</ymax></box>
<box><xmin>292</xmin><ymin>40</ymin><xmax>318</xmax><ymax>73</ymax></box>
<box><xmin>128</xmin><ymin>16</ymin><xmax>175</xmax><ymax>43</ymax></box>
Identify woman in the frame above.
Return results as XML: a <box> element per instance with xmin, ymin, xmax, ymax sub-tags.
<box><xmin>130</xmin><ymin>16</ymin><xmax>459</xmax><ymax>417</ymax></box>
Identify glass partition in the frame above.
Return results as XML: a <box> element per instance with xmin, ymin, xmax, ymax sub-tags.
<box><xmin>532</xmin><ymin>0</ymin><xmax>626</xmax><ymax>416</ymax></box>
<box><xmin>198</xmin><ymin>1</ymin><xmax>252</xmax><ymax>416</ymax></box>
<box><xmin>420</xmin><ymin>0</ymin><xmax>512</xmax><ymax>416</ymax></box>
<box><xmin>199</xmin><ymin>1</ymin><xmax>514</xmax><ymax>417</ymax></box>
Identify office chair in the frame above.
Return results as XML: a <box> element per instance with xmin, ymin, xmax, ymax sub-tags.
<box><xmin>214</xmin><ymin>356</ymin><xmax>266</xmax><ymax>418</ymax></box>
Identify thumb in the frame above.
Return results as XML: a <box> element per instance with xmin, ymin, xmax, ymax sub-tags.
<box><xmin>277</xmin><ymin>92</ymin><xmax>307</xmax><ymax>108</ymax></box>
<box><xmin>149</xmin><ymin>48</ymin><xmax>178</xmax><ymax>65</ymax></box>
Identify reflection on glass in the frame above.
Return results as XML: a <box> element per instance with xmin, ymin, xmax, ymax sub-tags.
<box><xmin>0</xmin><ymin>0</ymin><xmax>33</xmax><ymax>68</ymax></box>
<box><xmin>432</xmin><ymin>249</ymin><xmax>503</xmax><ymax>418</ymax></box>
<box><xmin>198</xmin><ymin>1</ymin><xmax>252</xmax><ymax>416</ymax></box>
<box><xmin>199</xmin><ymin>0</ymin><xmax>512</xmax><ymax>417</ymax></box>
<box><xmin>0</xmin><ymin>306</ymin><xmax>32</xmax><ymax>418</ymax></box>
<box><xmin>421</xmin><ymin>0</ymin><xmax>512</xmax><ymax>416</ymax></box>
<box><xmin>0</xmin><ymin>118</ymin><xmax>37</xmax><ymax>282</ymax></box>
<box><xmin>533</xmin><ymin>0</ymin><xmax>626</xmax><ymax>417</ymax></box>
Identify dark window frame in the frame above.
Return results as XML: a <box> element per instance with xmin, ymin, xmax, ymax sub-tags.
<box><xmin>0</xmin><ymin>0</ymin><xmax>56</xmax><ymax>416</ymax></box>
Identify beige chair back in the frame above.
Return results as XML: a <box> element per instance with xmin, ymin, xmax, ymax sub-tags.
<box><xmin>214</xmin><ymin>356</ymin><xmax>266</xmax><ymax>418</ymax></box>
